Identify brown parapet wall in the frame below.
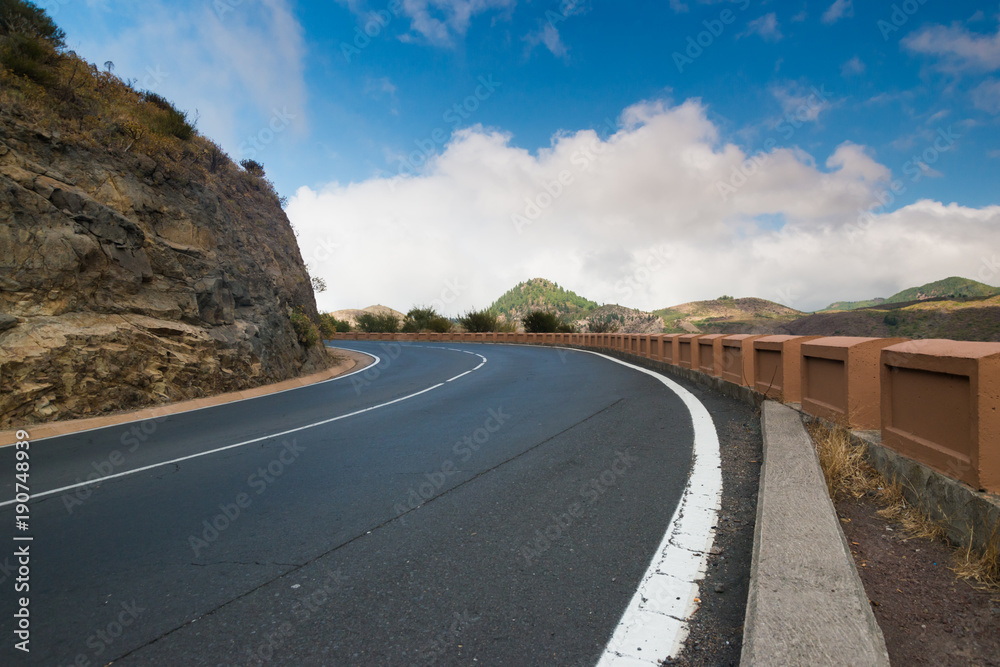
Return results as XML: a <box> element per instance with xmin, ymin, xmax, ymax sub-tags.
<box><xmin>678</xmin><ymin>333</ymin><xmax>704</xmax><ymax>370</ymax></box>
<box><xmin>753</xmin><ymin>335</ymin><xmax>822</xmax><ymax>403</ymax></box>
<box><xmin>880</xmin><ymin>340</ymin><xmax>1000</xmax><ymax>494</ymax></box>
<box><xmin>697</xmin><ymin>334</ymin><xmax>727</xmax><ymax>377</ymax></box>
<box><xmin>661</xmin><ymin>333</ymin><xmax>683</xmax><ymax>365</ymax></box>
<box><xmin>801</xmin><ymin>337</ymin><xmax>907</xmax><ymax>430</ymax></box>
<box><xmin>720</xmin><ymin>335</ymin><xmax>763</xmax><ymax>387</ymax></box>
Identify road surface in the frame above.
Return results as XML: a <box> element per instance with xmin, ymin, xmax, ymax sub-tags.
<box><xmin>0</xmin><ymin>342</ymin><xmax>713</xmax><ymax>665</ymax></box>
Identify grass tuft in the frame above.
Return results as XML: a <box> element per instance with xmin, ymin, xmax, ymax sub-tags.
<box><xmin>808</xmin><ymin>421</ymin><xmax>997</xmax><ymax>590</ymax></box>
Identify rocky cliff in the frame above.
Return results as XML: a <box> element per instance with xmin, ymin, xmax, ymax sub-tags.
<box><xmin>0</xmin><ymin>56</ymin><xmax>329</xmax><ymax>427</ymax></box>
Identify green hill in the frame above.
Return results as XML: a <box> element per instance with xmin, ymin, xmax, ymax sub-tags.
<box><xmin>490</xmin><ymin>278</ymin><xmax>598</xmax><ymax>322</ymax></box>
<box><xmin>823</xmin><ymin>277</ymin><xmax>1000</xmax><ymax>311</ymax></box>
<box><xmin>824</xmin><ymin>298</ymin><xmax>887</xmax><ymax>311</ymax></box>
<box><xmin>653</xmin><ymin>297</ymin><xmax>803</xmax><ymax>333</ymax></box>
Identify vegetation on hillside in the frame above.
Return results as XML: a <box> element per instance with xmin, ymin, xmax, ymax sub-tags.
<box><xmin>581</xmin><ymin>305</ymin><xmax>663</xmax><ymax>333</ymax></box>
<box><xmin>458</xmin><ymin>308</ymin><xmax>501</xmax><ymax>333</ymax></box>
<box><xmin>784</xmin><ymin>295</ymin><xmax>1000</xmax><ymax>341</ymax></box>
<box><xmin>401</xmin><ymin>307</ymin><xmax>452</xmax><ymax>333</ymax></box>
<box><xmin>490</xmin><ymin>278</ymin><xmax>598</xmax><ymax>323</ymax></box>
<box><xmin>0</xmin><ymin>0</ymin><xmax>287</xmax><ymax>205</ymax></box>
<box><xmin>822</xmin><ymin>277</ymin><xmax>1000</xmax><ymax>312</ymax></box>
<box><xmin>355</xmin><ymin>312</ymin><xmax>400</xmax><ymax>333</ymax></box>
<box><xmin>653</xmin><ymin>297</ymin><xmax>802</xmax><ymax>333</ymax></box>
<box><xmin>522</xmin><ymin>310</ymin><xmax>574</xmax><ymax>334</ymax></box>
<box><xmin>318</xmin><ymin>313</ymin><xmax>352</xmax><ymax>338</ymax></box>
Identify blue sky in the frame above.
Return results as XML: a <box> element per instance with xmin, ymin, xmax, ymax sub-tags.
<box><xmin>48</xmin><ymin>0</ymin><xmax>1000</xmax><ymax>313</ymax></box>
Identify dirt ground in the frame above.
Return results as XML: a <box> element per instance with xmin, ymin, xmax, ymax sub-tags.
<box><xmin>836</xmin><ymin>494</ymin><xmax>1000</xmax><ymax>666</ymax></box>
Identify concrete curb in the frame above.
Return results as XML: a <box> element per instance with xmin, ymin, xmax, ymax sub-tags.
<box><xmin>741</xmin><ymin>401</ymin><xmax>889</xmax><ymax>666</ymax></box>
<box><xmin>0</xmin><ymin>347</ymin><xmax>375</xmax><ymax>446</ymax></box>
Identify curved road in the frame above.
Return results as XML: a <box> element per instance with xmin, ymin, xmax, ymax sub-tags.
<box><xmin>0</xmin><ymin>342</ymin><xmax>715</xmax><ymax>665</ymax></box>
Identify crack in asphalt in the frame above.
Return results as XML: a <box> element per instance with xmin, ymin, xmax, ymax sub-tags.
<box><xmin>112</xmin><ymin>397</ymin><xmax>627</xmax><ymax>663</ymax></box>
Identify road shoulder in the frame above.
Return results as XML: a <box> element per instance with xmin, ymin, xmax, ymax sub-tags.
<box><xmin>0</xmin><ymin>346</ymin><xmax>374</xmax><ymax>446</ymax></box>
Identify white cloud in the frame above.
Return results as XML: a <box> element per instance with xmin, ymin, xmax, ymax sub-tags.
<box><xmin>972</xmin><ymin>78</ymin><xmax>1000</xmax><ymax>113</ymax></box>
<box><xmin>392</xmin><ymin>0</ymin><xmax>517</xmax><ymax>46</ymax></box>
<box><xmin>365</xmin><ymin>76</ymin><xmax>399</xmax><ymax>114</ymax></box>
<box><xmin>741</xmin><ymin>13</ymin><xmax>782</xmax><ymax>43</ymax></box>
<box><xmin>288</xmin><ymin>98</ymin><xmax>999</xmax><ymax>314</ymax></box>
<box><xmin>840</xmin><ymin>56</ymin><xmax>865</xmax><ymax>77</ymax></box>
<box><xmin>771</xmin><ymin>82</ymin><xmax>832</xmax><ymax>123</ymax></box>
<box><xmin>903</xmin><ymin>21</ymin><xmax>1000</xmax><ymax>72</ymax></box>
<box><xmin>822</xmin><ymin>0</ymin><xmax>853</xmax><ymax>25</ymax></box>
<box><xmin>524</xmin><ymin>23</ymin><xmax>568</xmax><ymax>60</ymax></box>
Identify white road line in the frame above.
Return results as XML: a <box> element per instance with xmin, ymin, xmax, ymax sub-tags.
<box><xmin>0</xmin><ymin>380</ymin><xmax>447</xmax><ymax>508</ymax></box>
<box><xmin>567</xmin><ymin>350</ymin><xmax>723</xmax><ymax>666</ymax></box>
<box><xmin>2</xmin><ymin>346</ymin><xmax>491</xmax><ymax>508</ymax></box>
<box><xmin>0</xmin><ymin>347</ymin><xmax>381</xmax><ymax>448</ymax></box>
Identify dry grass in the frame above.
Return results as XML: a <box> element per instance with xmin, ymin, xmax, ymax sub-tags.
<box><xmin>808</xmin><ymin>421</ymin><xmax>999</xmax><ymax>590</ymax></box>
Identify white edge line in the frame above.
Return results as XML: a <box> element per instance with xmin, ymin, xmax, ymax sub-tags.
<box><xmin>446</xmin><ymin>370</ymin><xmax>473</xmax><ymax>382</ymax></box>
<box><xmin>0</xmin><ymin>346</ymin><xmax>380</xmax><ymax>448</ymax></box>
<box><xmin>564</xmin><ymin>349</ymin><xmax>722</xmax><ymax>666</ymax></box>
<box><xmin>2</xmin><ymin>345</ymin><xmax>491</xmax><ymax>507</ymax></box>
<box><xmin>0</xmin><ymin>379</ymin><xmax>444</xmax><ymax>508</ymax></box>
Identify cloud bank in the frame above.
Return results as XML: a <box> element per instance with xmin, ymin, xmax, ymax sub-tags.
<box><xmin>288</xmin><ymin>99</ymin><xmax>1000</xmax><ymax>315</ymax></box>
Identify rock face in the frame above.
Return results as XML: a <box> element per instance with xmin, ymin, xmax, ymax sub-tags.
<box><xmin>0</xmin><ymin>111</ymin><xmax>329</xmax><ymax>428</ymax></box>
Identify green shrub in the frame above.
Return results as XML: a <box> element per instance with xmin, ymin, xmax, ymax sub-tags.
<box><xmin>356</xmin><ymin>311</ymin><xmax>399</xmax><ymax>333</ymax></box>
<box><xmin>317</xmin><ymin>313</ymin><xmax>351</xmax><ymax>338</ymax></box>
<box><xmin>522</xmin><ymin>310</ymin><xmax>562</xmax><ymax>333</ymax></box>
<box><xmin>290</xmin><ymin>309</ymin><xmax>319</xmax><ymax>347</ymax></box>
<box><xmin>458</xmin><ymin>308</ymin><xmax>499</xmax><ymax>333</ymax></box>
<box><xmin>240</xmin><ymin>158</ymin><xmax>265</xmax><ymax>177</ymax></box>
<box><xmin>402</xmin><ymin>306</ymin><xmax>452</xmax><ymax>333</ymax></box>
<box><xmin>150</xmin><ymin>105</ymin><xmax>193</xmax><ymax>140</ymax></box>
<box><xmin>0</xmin><ymin>32</ymin><xmax>54</xmax><ymax>83</ymax></box>
<box><xmin>0</xmin><ymin>0</ymin><xmax>66</xmax><ymax>48</ymax></box>
<box><xmin>588</xmin><ymin>315</ymin><xmax>620</xmax><ymax>334</ymax></box>
<box><xmin>883</xmin><ymin>312</ymin><xmax>900</xmax><ymax>327</ymax></box>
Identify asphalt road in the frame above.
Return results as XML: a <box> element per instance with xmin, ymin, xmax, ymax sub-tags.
<box><xmin>0</xmin><ymin>342</ymin><xmax>703</xmax><ymax>666</ymax></box>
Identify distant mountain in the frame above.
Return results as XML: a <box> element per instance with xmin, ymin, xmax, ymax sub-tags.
<box><xmin>822</xmin><ymin>277</ymin><xmax>1000</xmax><ymax>312</ymax></box>
<box><xmin>653</xmin><ymin>297</ymin><xmax>803</xmax><ymax>334</ymax></box>
<box><xmin>784</xmin><ymin>295</ymin><xmax>1000</xmax><ymax>342</ymax></box>
<box><xmin>490</xmin><ymin>278</ymin><xmax>598</xmax><ymax>323</ymax></box>
<box><xmin>327</xmin><ymin>305</ymin><xmax>405</xmax><ymax>327</ymax></box>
